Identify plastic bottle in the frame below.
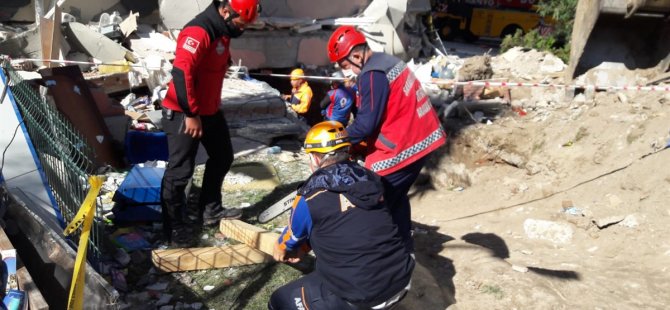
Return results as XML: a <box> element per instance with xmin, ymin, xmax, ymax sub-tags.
<box><xmin>267</xmin><ymin>146</ymin><xmax>281</xmax><ymax>154</ymax></box>
<box><xmin>110</xmin><ymin>11</ymin><xmax>122</xmax><ymax>25</ymax></box>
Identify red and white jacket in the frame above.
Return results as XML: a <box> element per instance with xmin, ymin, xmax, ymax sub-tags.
<box><xmin>162</xmin><ymin>3</ymin><xmax>231</xmax><ymax>117</ymax></box>
<box><xmin>359</xmin><ymin>53</ymin><xmax>447</xmax><ymax>176</ymax></box>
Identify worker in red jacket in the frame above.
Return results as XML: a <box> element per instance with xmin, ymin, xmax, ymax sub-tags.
<box><xmin>160</xmin><ymin>0</ymin><xmax>261</xmax><ymax>246</ymax></box>
<box><xmin>327</xmin><ymin>26</ymin><xmax>447</xmax><ymax>252</ymax></box>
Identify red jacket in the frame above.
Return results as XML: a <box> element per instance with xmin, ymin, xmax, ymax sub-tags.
<box><xmin>162</xmin><ymin>4</ymin><xmax>231</xmax><ymax>116</ymax></box>
<box><xmin>359</xmin><ymin>53</ymin><xmax>447</xmax><ymax>176</ymax></box>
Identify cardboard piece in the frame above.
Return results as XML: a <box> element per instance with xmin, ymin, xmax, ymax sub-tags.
<box><xmin>39</xmin><ymin>65</ymin><xmax>124</xmax><ymax>168</ymax></box>
<box><xmin>119</xmin><ymin>11</ymin><xmax>139</xmax><ymax>38</ymax></box>
<box><xmin>90</xmin><ymin>87</ymin><xmax>125</xmax><ymax>116</ymax></box>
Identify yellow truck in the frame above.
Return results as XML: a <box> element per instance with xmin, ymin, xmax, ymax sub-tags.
<box><xmin>433</xmin><ymin>0</ymin><xmax>552</xmax><ymax>41</ymax></box>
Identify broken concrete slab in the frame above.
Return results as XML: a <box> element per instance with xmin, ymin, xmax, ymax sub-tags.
<box><xmin>0</xmin><ymin>0</ymin><xmax>32</xmax><ymax>22</ymax></box>
<box><xmin>523</xmin><ymin>219</ymin><xmax>574</xmax><ymax>245</ymax></box>
<box><xmin>158</xmin><ymin>0</ymin><xmax>211</xmax><ymax>29</ymax></box>
<box><xmin>229</xmin><ymin>30</ymin><xmax>330</xmax><ymax>69</ymax></box>
<box><xmin>261</xmin><ymin>0</ymin><xmax>369</xmax><ymax>19</ymax></box>
<box><xmin>0</xmin><ymin>25</ymin><xmax>42</xmax><ymax>59</ymax></box>
<box><xmin>63</xmin><ymin>22</ymin><xmax>131</xmax><ymax>63</ymax></box>
<box><xmin>128</xmin><ymin>31</ymin><xmax>176</xmax><ymax>58</ymax></box>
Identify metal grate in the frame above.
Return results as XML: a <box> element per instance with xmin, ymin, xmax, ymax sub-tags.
<box><xmin>2</xmin><ymin>64</ymin><xmax>105</xmax><ymax>265</ymax></box>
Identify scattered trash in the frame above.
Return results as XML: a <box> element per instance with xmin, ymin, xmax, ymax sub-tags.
<box><xmin>523</xmin><ymin>219</ymin><xmax>573</xmax><ymax>245</ymax></box>
<box><xmin>113</xmin><ymin>248</ymin><xmax>131</xmax><ymax>266</ymax></box>
<box><xmin>111</xmin><ymin>229</ymin><xmax>152</xmax><ymax>251</ymax></box>
<box><xmin>191</xmin><ymin>302</ymin><xmax>204</xmax><ymax>310</ymax></box>
<box><xmin>512</xmin><ymin>265</ymin><xmax>529</xmax><ymax>273</ymax></box>
<box><xmin>562</xmin><ymin>207</ymin><xmax>582</xmax><ymax>216</ymax></box>
<box><xmin>203</xmin><ymin>285</ymin><xmax>215</xmax><ymax>292</ymax></box>
<box><xmin>267</xmin><ymin>146</ymin><xmax>282</xmax><ymax>154</ymax></box>
<box><xmin>156</xmin><ymin>293</ymin><xmax>173</xmax><ymax>306</ymax></box>
<box><xmin>110</xmin><ymin>269</ymin><xmax>128</xmax><ymax>292</ymax></box>
<box><xmin>146</xmin><ymin>282</ymin><xmax>169</xmax><ymax>292</ymax></box>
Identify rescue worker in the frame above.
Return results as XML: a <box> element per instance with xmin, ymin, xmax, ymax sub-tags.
<box><xmin>160</xmin><ymin>0</ymin><xmax>261</xmax><ymax>246</ymax></box>
<box><xmin>270</xmin><ymin>121</ymin><xmax>414</xmax><ymax>310</ymax></box>
<box><xmin>283</xmin><ymin>68</ymin><xmax>322</xmax><ymax>126</ymax></box>
<box><xmin>327</xmin><ymin>26</ymin><xmax>447</xmax><ymax>252</ymax></box>
<box><xmin>319</xmin><ymin>71</ymin><xmax>354</xmax><ymax>125</ymax></box>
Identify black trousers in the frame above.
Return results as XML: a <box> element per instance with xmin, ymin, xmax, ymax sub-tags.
<box><xmin>160</xmin><ymin>109</ymin><xmax>234</xmax><ymax>236</ymax></box>
<box><xmin>269</xmin><ymin>272</ymin><xmax>407</xmax><ymax>310</ymax></box>
<box><xmin>268</xmin><ymin>273</ymin><xmax>360</xmax><ymax>310</ymax></box>
<box><xmin>381</xmin><ymin>156</ymin><xmax>427</xmax><ymax>253</ymax></box>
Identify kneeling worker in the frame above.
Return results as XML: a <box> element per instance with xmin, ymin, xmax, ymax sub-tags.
<box><xmin>270</xmin><ymin>121</ymin><xmax>414</xmax><ymax>310</ymax></box>
<box><xmin>283</xmin><ymin>68</ymin><xmax>322</xmax><ymax>126</ymax></box>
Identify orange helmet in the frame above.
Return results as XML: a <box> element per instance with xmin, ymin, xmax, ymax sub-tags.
<box><xmin>304</xmin><ymin>121</ymin><xmax>351</xmax><ymax>154</ymax></box>
<box><xmin>327</xmin><ymin>26</ymin><xmax>367</xmax><ymax>63</ymax></box>
<box><xmin>227</xmin><ymin>0</ymin><xmax>261</xmax><ymax>23</ymax></box>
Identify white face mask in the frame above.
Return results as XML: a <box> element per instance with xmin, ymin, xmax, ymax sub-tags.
<box><xmin>341</xmin><ymin>69</ymin><xmax>357</xmax><ymax>79</ymax></box>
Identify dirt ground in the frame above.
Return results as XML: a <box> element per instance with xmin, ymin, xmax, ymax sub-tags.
<box><xmin>404</xmin><ymin>86</ymin><xmax>670</xmax><ymax>309</ymax></box>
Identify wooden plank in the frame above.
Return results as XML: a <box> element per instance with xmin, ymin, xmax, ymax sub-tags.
<box><xmin>151</xmin><ymin>244</ymin><xmax>271</xmax><ymax>272</ymax></box>
<box><xmin>219</xmin><ymin>220</ymin><xmax>280</xmax><ymax>256</ymax></box>
<box><xmin>0</xmin><ymin>226</ymin><xmax>13</xmax><ymax>250</ymax></box>
<box><xmin>17</xmin><ymin>267</ymin><xmax>49</xmax><ymax>310</ymax></box>
<box><xmin>39</xmin><ymin>3</ymin><xmax>62</xmax><ymax>68</ymax></box>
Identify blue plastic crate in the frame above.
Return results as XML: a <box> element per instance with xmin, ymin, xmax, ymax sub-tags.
<box><xmin>124</xmin><ymin>130</ymin><xmax>168</xmax><ymax>164</ymax></box>
<box><xmin>113</xmin><ymin>166</ymin><xmax>164</xmax><ymax>205</ymax></box>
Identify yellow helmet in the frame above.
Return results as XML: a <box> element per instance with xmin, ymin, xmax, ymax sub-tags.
<box><xmin>290</xmin><ymin>68</ymin><xmax>305</xmax><ymax>80</ymax></box>
<box><xmin>304</xmin><ymin>121</ymin><xmax>351</xmax><ymax>154</ymax></box>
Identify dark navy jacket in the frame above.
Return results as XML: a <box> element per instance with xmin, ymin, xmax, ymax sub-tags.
<box><xmin>278</xmin><ymin>161</ymin><xmax>414</xmax><ymax>304</ymax></box>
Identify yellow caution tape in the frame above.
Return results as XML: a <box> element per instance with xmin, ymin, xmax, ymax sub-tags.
<box><xmin>64</xmin><ymin>176</ymin><xmax>103</xmax><ymax>310</ymax></box>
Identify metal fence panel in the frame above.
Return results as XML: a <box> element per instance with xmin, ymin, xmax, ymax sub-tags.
<box><xmin>3</xmin><ymin>64</ymin><xmax>104</xmax><ymax>265</ymax></box>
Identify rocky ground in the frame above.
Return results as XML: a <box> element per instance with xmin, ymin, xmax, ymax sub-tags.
<box><xmin>407</xmin><ymin>56</ymin><xmax>670</xmax><ymax>308</ymax></box>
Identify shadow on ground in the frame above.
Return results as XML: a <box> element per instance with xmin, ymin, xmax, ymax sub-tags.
<box><xmin>460</xmin><ymin>232</ymin><xmax>580</xmax><ymax>281</ymax></box>
<box><xmin>402</xmin><ymin>222</ymin><xmax>457</xmax><ymax>309</ymax></box>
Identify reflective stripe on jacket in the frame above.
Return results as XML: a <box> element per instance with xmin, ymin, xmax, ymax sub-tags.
<box><xmin>359</xmin><ymin>53</ymin><xmax>447</xmax><ymax>176</ymax></box>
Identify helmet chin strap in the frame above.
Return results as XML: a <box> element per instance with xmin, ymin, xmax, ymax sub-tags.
<box><xmin>346</xmin><ymin>48</ymin><xmax>367</xmax><ymax>71</ymax></box>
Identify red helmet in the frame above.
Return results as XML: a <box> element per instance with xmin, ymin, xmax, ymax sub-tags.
<box><xmin>228</xmin><ymin>0</ymin><xmax>261</xmax><ymax>23</ymax></box>
<box><xmin>327</xmin><ymin>26</ymin><xmax>367</xmax><ymax>63</ymax></box>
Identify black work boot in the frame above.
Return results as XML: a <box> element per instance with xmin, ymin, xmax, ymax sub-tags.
<box><xmin>203</xmin><ymin>203</ymin><xmax>242</xmax><ymax>226</ymax></box>
<box><xmin>170</xmin><ymin>225</ymin><xmax>195</xmax><ymax>248</ymax></box>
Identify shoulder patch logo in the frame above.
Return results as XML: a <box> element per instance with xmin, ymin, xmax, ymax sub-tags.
<box><xmin>183</xmin><ymin>36</ymin><xmax>200</xmax><ymax>54</ymax></box>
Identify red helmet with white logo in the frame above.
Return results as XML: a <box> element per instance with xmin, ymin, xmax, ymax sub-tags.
<box><xmin>228</xmin><ymin>0</ymin><xmax>261</xmax><ymax>23</ymax></box>
<box><xmin>327</xmin><ymin>26</ymin><xmax>367</xmax><ymax>63</ymax></box>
